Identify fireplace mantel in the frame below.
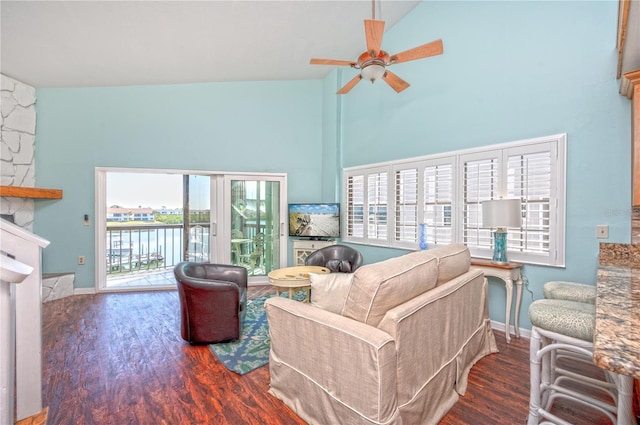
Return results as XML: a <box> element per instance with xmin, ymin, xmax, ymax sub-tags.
<box><xmin>0</xmin><ymin>186</ymin><xmax>63</xmax><ymax>199</ymax></box>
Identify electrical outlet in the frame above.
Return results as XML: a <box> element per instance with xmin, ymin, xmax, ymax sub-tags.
<box><xmin>596</xmin><ymin>225</ymin><xmax>609</xmax><ymax>239</ymax></box>
<box><xmin>78</xmin><ymin>255</ymin><xmax>85</xmax><ymax>265</ymax></box>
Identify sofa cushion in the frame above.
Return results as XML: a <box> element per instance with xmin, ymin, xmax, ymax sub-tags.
<box><xmin>435</xmin><ymin>244</ymin><xmax>471</xmax><ymax>285</ymax></box>
<box><xmin>343</xmin><ymin>250</ymin><xmax>439</xmax><ymax>327</ymax></box>
<box><xmin>310</xmin><ymin>272</ymin><xmax>354</xmax><ymax>315</ymax></box>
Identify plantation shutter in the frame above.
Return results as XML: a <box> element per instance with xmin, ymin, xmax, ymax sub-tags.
<box><xmin>505</xmin><ymin>142</ymin><xmax>558</xmax><ymax>264</ymax></box>
<box><xmin>346</xmin><ymin>173</ymin><xmax>365</xmax><ymax>239</ymax></box>
<box><xmin>461</xmin><ymin>151</ymin><xmax>500</xmax><ymax>251</ymax></box>
<box><xmin>367</xmin><ymin>170</ymin><xmax>388</xmax><ymax>242</ymax></box>
<box><xmin>394</xmin><ymin>166</ymin><xmax>419</xmax><ymax>244</ymax></box>
<box><xmin>423</xmin><ymin>161</ymin><xmax>454</xmax><ymax>246</ymax></box>
<box><xmin>342</xmin><ymin>135</ymin><xmax>565</xmax><ymax>266</ymax></box>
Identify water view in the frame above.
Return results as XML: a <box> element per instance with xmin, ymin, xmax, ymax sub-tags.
<box><xmin>106</xmin><ymin>224</ymin><xmax>209</xmax><ymax>277</ymax></box>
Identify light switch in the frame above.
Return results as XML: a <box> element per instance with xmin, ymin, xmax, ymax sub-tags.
<box><xmin>596</xmin><ymin>225</ymin><xmax>609</xmax><ymax>239</ymax></box>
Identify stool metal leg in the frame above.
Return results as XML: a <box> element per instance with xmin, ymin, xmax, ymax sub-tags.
<box><xmin>540</xmin><ymin>333</ymin><xmax>553</xmax><ymax>409</ymax></box>
<box><xmin>529</xmin><ymin>299</ymin><xmax>636</xmax><ymax>424</ymax></box>
<box><xmin>616</xmin><ymin>374</ymin><xmax>635</xmax><ymax>425</ymax></box>
<box><xmin>528</xmin><ymin>326</ymin><xmax>543</xmax><ymax>425</ymax></box>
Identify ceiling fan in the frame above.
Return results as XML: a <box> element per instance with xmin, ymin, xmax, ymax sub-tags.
<box><xmin>310</xmin><ymin>2</ymin><xmax>443</xmax><ymax>94</ymax></box>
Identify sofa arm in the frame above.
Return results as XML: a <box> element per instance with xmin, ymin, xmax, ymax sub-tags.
<box><xmin>378</xmin><ymin>269</ymin><xmax>497</xmax><ymax>401</ymax></box>
<box><xmin>265</xmin><ymin>297</ymin><xmax>398</xmax><ymax>422</ymax></box>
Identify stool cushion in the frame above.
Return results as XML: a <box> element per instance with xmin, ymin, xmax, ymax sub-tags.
<box><xmin>529</xmin><ymin>299</ymin><xmax>595</xmax><ymax>342</ymax></box>
<box><xmin>543</xmin><ymin>281</ymin><xmax>596</xmax><ymax>304</ymax></box>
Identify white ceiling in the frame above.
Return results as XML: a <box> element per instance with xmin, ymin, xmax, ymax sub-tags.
<box><xmin>1</xmin><ymin>0</ymin><xmax>420</xmax><ymax>88</ymax></box>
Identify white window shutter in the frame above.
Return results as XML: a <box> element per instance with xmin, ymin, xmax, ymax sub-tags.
<box><xmin>367</xmin><ymin>171</ymin><xmax>388</xmax><ymax>242</ymax></box>
<box><xmin>394</xmin><ymin>167</ymin><xmax>419</xmax><ymax>244</ymax></box>
<box><xmin>423</xmin><ymin>161</ymin><xmax>454</xmax><ymax>246</ymax></box>
<box><xmin>345</xmin><ymin>174</ymin><xmax>365</xmax><ymax>239</ymax></box>
<box><xmin>342</xmin><ymin>134</ymin><xmax>566</xmax><ymax>266</ymax></box>
<box><xmin>460</xmin><ymin>152</ymin><xmax>500</xmax><ymax>252</ymax></box>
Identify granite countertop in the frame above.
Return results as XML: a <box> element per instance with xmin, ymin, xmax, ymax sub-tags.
<box><xmin>593</xmin><ymin>243</ymin><xmax>640</xmax><ymax>379</ymax></box>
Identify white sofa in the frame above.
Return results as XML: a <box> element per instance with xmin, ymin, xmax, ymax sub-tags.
<box><xmin>265</xmin><ymin>244</ymin><xmax>498</xmax><ymax>425</ymax></box>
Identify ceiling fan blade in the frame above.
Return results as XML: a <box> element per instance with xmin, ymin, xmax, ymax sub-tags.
<box><xmin>310</xmin><ymin>58</ymin><xmax>356</xmax><ymax>66</ymax></box>
<box><xmin>382</xmin><ymin>70</ymin><xmax>410</xmax><ymax>93</ymax></box>
<box><xmin>390</xmin><ymin>39</ymin><xmax>444</xmax><ymax>64</ymax></box>
<box><xmin>337</xmin><ymin>74</ymin><xmax>363</xmax><ymax>95</ymax></box>
<box><xmin>364</xmin><ymin>19</ymin><xmax>385</xmax><ymax>56</ymax></box>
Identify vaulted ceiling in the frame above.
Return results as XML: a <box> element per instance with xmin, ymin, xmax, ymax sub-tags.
<box><xmin>2</xmin><ymin>1</ymin><xmax>638</xmax><ymax>90</ymax></box>
<box><xmin>1</xmin><ymin>0</ymin><xmax>420</xmax><ymax>88</ymax></box>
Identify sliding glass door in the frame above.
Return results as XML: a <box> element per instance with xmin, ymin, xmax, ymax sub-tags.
<box><xmin>227</xmin><ymin>177</ymin><xmax>282</xmax><ymax>277</ymax></box>
<box><xmin>96</xmin><ymin>168</ymin><xmax>287</xmax><ymax>291</ymax></box>
<box><xmin>183</xmin><ymin>175</ymin><xmax>211</xmax><ymax>263</ymax></box>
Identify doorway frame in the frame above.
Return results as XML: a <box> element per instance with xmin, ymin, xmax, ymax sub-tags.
<box><xmin>95</xmin><ymin>167</ymin><xmax>288</xmax><ymax>292</ymax></box>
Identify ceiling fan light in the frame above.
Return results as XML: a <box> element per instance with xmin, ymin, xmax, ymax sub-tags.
<box><xmin>360</xmin><ymin>64</ymin><xmax>385</xmax><ymax>83</ymax></box>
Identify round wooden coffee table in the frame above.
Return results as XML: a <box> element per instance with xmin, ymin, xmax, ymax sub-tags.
<box><xmin>267</xmin><ymin>265</ymin><xmax>330</xmax><ymax>302</ymax></box>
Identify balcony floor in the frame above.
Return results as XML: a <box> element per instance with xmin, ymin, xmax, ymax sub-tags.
<box><xmin>106</xmin><ymin>265</ymin><xmax>265</xmax><ymax>290</ymax></box>
<box><xmin>107</xmin><ymin>269</ymin><xmax>176</xmax><ymax>288</ymax></box>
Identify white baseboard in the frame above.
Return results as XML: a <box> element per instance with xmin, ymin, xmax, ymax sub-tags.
<box><xmin>491</xmin><ymin>320</ymin><xmax>531</xmax><ymax>339</ymax></box>
<box><xmin>74</xmin><ymin>287</ymin><xmax>96</xmax><ymax>295</ymax></box>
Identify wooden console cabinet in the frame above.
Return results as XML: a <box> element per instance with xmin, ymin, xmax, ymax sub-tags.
<box><xmin>292</xmin><ymin>240</ymin><xmax>336</xmax><ymax>266</ymax></box>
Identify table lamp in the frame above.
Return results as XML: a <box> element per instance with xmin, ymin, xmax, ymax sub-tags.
<box><xmin>481</xmin><ymin>199</ymin><xmax>522</xmax><ymax>264</ymax></box>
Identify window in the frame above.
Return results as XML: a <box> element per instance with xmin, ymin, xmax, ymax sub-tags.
<box><xmin>424</xmin><ymin>160</ymin><xmax>454</xmax><ymax>246</ymax></box>
<box><xmin>346</xmin><ymin>175</ymin><xmax>365</xmax><ymax>238</ymax></box>
<box><xmin>460</xmin><ymin>150</ymin><xmax>500</xmax><ymax>251</ymax></box>
<box><xmin>394</xmin><ymin>165</ymin><xmax>419</xmax><ymax>244</ymax></box>
<box><xmin>342</xmin><ymin>134</ymin><xmax>566</xmax><ymax>266</ymax></box>
<box><xmin>367</xmin><ymin>171</ymin><xmax>388</xmax><ymax>242</ymax></box>
<box><xmin>345</xmin><ymin>167</ymin><xmax>389</xmax><ymax>244</ymax></box>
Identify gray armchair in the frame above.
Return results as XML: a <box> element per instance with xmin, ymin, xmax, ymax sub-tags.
<box><xmin>304</xmin><ymin>244</ymin><xmax>363</xmax><ymax>273</ymax></box>
<box><xmin>174</xmin><ymin>262</ymin><xmax>247</xmax><ymax>344</ymax></box>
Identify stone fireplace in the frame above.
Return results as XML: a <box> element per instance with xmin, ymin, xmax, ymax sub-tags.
<box><xmin>1</xmin><ymin>75</ymin><xmax>74</xmax><ymax>303</ymax></box>
<box><xmin>1</xmin><ymin>74</ymin><xmax>36</xmax><ymax>231</ymax></box>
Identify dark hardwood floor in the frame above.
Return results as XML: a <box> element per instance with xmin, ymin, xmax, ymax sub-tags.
<box><xmin>41</xmin><ymin>286</ymin><xmax>621</xmax><ymax>425</ymax></box>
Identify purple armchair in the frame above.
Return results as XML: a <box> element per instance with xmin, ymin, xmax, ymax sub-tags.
<box><xmin>174</xmin><ymin>262</ymin><xmax>247</xmax><ymax>344</ymax></box>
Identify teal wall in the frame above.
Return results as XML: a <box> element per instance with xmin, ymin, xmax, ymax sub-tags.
<box><xmin>34</xmin><ymin>1</ymin><xmax>632</xmax><ymax>332</ymax></box>
<box><xmin>35</xmin><ymin>80</ymin><xmax>323</xmax><ymax>288</ymax></box>
<box><xmin>337</xmin><ymin>1</ymin><xmax>631</xmax><ymax>331</ymax></box>
<box><xmin>320</xmin><ymin>70</ymin><xmax>343</xmax><ymax>203</ymax></box>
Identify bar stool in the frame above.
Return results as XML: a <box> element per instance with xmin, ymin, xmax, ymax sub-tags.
<box><xmin>528</xmin><ymin>299</ymin><xmax>635</xmax><ymax>425</ymax></box>
<box><xmin>543</xmin><ymin>281</ymin><xmax>596</xmax><ymax>304</ymax></box>
<box><xmin>542</xmin><ymin>281</ymin><xmax>598</xmax><ymax>387</ymax></box>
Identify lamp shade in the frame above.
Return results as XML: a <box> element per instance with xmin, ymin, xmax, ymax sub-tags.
<box><xmin>482</xmin><ymin>199</ymin><xmax>522</xmax><ymax>229</ymax></box>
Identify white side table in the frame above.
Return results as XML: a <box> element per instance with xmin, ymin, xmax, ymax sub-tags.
<box><xmin>471</xmin><ymin>258</ymin><xmax>524</xmax><ymax>343</ymax></box>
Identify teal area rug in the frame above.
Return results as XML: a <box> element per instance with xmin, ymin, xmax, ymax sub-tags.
<box><xmin>209</xmin><ymin>291</ymin><xmax>306</xmax><ymax>375</ymax></box>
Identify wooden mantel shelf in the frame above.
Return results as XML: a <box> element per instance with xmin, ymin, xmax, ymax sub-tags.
<box><xmin>0</xmin><ymin>186</ymin><xmax>63</xmax><ymax>199</ymax></box>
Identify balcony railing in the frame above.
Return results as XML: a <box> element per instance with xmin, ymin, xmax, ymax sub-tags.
<box><xmin>106</xmin><ymin>223</ymin><xmax>210</xmax><ymax>277</ymax></box>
